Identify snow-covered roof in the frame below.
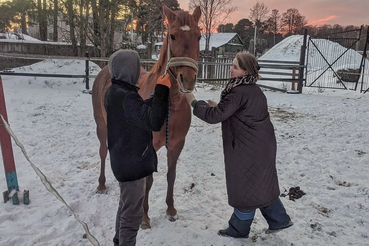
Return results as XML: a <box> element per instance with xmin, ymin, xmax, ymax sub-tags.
<box><xmin>199</xmin><ymin>33</ymin><xmax>242</xmax><ymax>51</ymax></box>
<box><xmin>0</xmin><ymin>32</ymin><xmax>41</xmax><ymax>42</ymax></box>
<box><xmin>136</xmin><ymin>44</ymin><xmax>147</xmax><ymax>49</ymax></box>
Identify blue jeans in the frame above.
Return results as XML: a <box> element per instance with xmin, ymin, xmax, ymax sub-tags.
<box><xmin>226</xmin><ymin>198</ymin><xmax>291</xmax><ymax>237</ymax></box>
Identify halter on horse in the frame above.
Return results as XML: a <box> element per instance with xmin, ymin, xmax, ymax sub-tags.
<box><xmin>163</xmin><ymin>41</ymin><xmax>198</xmax><ymax>93</ymax></box>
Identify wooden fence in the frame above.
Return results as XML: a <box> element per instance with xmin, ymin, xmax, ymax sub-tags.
<box><xmin>0</xmin><ymin>54</ymin><xmax>304</xmax><ymax>93</ymax></box>
<box><xmin>139</xmin><ymin>58</ymin><xmax>304</xmax><ymax>92</ymax></box>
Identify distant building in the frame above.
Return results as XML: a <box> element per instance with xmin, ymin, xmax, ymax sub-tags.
<box><xmin>27</xmin><ymin>13</ymin><xmax>129</xmax><ymax>48</ymax></box>
<box><xmin>200</xmin><ymin>33</ymin><xmax>244</xmax><ymax>57</ymax></box>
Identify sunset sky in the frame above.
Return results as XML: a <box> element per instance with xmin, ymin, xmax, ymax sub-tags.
<box><xmin>178</xmin><ymin>0</ymin><xmax>368</xmax><ymax>27</ymax></box>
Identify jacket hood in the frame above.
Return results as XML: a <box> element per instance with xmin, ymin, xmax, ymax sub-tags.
<box><xmin>108</xmin><ymin>49</ymin><xmax>140</xmax><ymax>85</ymax></box>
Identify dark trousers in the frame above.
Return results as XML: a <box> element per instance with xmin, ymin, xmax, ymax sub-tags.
<box><xmin>113</xmin><ymin>178</ymin><xmax>145</xmax><ymax>246</ymax></box>
<box><xmin>226</xmin><ymin>198</ymin><xmax>291</xmax><ymax>237</ymax></box>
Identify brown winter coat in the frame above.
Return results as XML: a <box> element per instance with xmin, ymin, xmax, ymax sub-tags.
<box><xmin>193</xmin><ymin>84</ymin><xmax>280</xmax><ymax>210</ymax></box>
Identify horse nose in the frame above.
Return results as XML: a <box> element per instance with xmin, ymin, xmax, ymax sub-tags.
<box><xmin>179</xmin><ymin>72</ymin><xmax>196</xmax><ymax>84</ymax></box>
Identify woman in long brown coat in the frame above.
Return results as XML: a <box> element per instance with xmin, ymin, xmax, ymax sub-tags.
<box><xmin>185</xmin><ymin>52</ymin><xmax>293</xmax><ymax>238</ymax></box>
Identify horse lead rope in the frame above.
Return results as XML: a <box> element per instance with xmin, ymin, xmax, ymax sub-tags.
<box><xmin>163</xmin><ymin>41</ymin><xmax>199</xmax><ymax>148</ymax></box>
<box><xmin>165</xmin><ymin>99</ymin><xmax>170</xmax><ymax>149</ymax></box>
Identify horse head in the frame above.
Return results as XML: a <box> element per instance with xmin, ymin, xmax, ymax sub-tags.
<box><xmin>161</xmin><ymin>5</ymin><xmax>201</xmax><ymax>93</ymax></box>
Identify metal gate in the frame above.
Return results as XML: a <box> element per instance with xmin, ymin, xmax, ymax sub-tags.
<box><xmin>305</xmin><ymin>26</ymin><xmax>369</xmax><ymax>93</ymax></box>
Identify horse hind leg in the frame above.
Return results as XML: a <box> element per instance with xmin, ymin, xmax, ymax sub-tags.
<box><xmin>96</xmin><ymin>125</ymin><xmax>108</xmax><ymax>192</ymax></box>
<box><xmin>165</xmin><ymin>139</ymin><xmax>185</xmax><ymax>222</ymax></box>
<box><xmin>141</xmin><ymin>174</ymin><xmax>153</xmax><ymax>229</ymax></box>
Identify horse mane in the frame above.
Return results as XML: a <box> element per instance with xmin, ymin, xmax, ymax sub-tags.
<box><xmin>150</xmin><ymin>35</ymin><xmax>169</xmax><ymax>76</ymax></box>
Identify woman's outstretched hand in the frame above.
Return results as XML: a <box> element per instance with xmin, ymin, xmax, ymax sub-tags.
<box><xmin>185</xmin><ymin>92</ymin><xmax>196</xmax><ymax>105</ymax></box>
<box><xmin>207</xmin><ymin>99</ymin><xmax>217</xmax><ymax>107</ymax></box>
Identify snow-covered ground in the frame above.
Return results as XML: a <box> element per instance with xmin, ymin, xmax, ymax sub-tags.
<box><xmin>0</xmin><ymin>37</ymin><xmax>368</xmax><ymax>246</ymax></box>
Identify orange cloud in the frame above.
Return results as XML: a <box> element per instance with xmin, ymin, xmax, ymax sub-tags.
<box><xmin>308</xmin><ymin>15</ymin><xmax>338</xmax><ymax>26</ymax></box>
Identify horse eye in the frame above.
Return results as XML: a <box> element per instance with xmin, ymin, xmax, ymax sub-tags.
<box><xmin>170</xmin><ymin>34</ymin><xmax>176</xmax><ymax>40</ymax></box>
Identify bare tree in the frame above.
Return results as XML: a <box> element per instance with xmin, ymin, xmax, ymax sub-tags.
<box><xmin>62</xmin><ymin>0</ymin><xmax>78</xmax><ymax>55</ymax></box>
<box><xmin>249</xmin><ymin>2</ymin><xmax>269</xmax><ymax>55</ymax></box>
<box><xmin>78</xmin><ymin>0</ymin><xmax>88</xmax><ymax>55</ymax></box>
<box><xmin>281</xmin><ymin>8</ymin><xmax>307</xmax><ymax>35</ymax></box>
<box><xmin>88</xmin><ymin>0</ymin><xmax>124</xmax><ymax>57</ymax></box>
<box><xmin>189</xmin><ymin>0</ymin><xmax>236</xmax><ymax>52</ymax></box>
<box><xmin>52</xmin><ymin>0</ymin><xmax>58</xmax><ymax>42</ymax></box>
<box><xmin>249</xmin><ymin>2</ymin><xmax>269</xmax><ymax>24</ymax></box>
<box><xmin>37</xmin><ymin>0</ymin><xmax>48</xmax><ymax>41</ymax></box>
<box><xmin>266</xmin><ymin>9</ymin><xmax>280</xmax><ymax>45</ymax></box>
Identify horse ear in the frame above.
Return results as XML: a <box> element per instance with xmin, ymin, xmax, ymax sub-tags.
<box><xmin>192</xmin><ymin>6</ymin><xmax>201</xmax><ymax>23</ymax></box>
<box><xmin>163</xmin><ymin>4</ymin><xmax>176</xmax><ymax>24</ymax></box>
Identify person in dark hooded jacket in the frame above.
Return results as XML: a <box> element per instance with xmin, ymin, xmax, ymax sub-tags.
<box><xmin>104</xmin><ymin>49</ymin><xmax>171</xmax><ymax>246</ymax></box>
<box><xmin>184</xmin><ymin>52</ymin><xmax>293</xmax><ymax>238</ymax></box>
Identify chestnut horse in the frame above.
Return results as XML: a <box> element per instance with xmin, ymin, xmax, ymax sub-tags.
<box><xmin>91</xmin><ymin>5</ymin><xmax>201</xmax><ymax>228</ymax></box>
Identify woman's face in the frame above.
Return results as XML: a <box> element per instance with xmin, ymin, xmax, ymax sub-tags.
<box><xmin>229</xmin><ymin>57</ymin><xmax>246</xmax><ymax>78</ymax></box>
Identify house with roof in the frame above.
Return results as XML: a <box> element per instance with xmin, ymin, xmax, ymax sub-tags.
<box><xmin>200</xmin><ymin>33</ymin><xmax>244</xmax><ymax>57</ymax></box>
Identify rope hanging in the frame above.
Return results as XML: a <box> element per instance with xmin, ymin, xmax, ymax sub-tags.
<box><xmin>165</xmin><ymin>99</ymin><xmax>170</xmax><ymax>149</ymax></box>
<box><xmin>0</xmin><ymin>114</ymin><xmax>100</xmax><ymax>246</ymax></box>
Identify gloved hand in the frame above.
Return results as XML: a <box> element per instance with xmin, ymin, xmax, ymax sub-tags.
<box><xmin>185</xmin><ymin>92</ymin><xmax>196</xmax><ymax>106</ymax></box>
<box><xmin>207</xmin><ymin>99</ymin><xmax>217</xmax><ymax>107</ymax></box>
<box><xmin>156</xmin><ymin>74</ymin><xmax>171</xmax><ymax>88</ymax></box>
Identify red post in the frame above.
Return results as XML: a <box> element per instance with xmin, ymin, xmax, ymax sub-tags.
<box><xmin>0</xmin><ymin>74</ymin><xmax>19</xmax><ymax>204</ymax></box>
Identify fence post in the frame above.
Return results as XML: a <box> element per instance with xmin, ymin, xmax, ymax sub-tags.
<box><xmin>359</xmin><ymin>26</ymin><xmax>369</xmax><ymax>93</ymax></box>
<box><xmin>85</xmin><ymin>51</ymin><xmax>90</xmax><ymax>90</ymax></box>
<box><xmin>0</xmin><ymin>75</ymin><xmax>20</xmax><ymax>205</ymax></box>
<box><xmin>292</xmin><ymin>68</ymin><xmax>296</xmax><ymax>91</ymax></box>
<box><xmin>298</xmin><ymin>29</ymin><xmax>308</xmax><ymax>93</ymax></box>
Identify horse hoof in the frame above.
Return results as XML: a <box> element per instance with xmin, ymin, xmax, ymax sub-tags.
<box><xmin>96</xmin><ymin>184</ymin><xmax>107</xmax><ymax>192</ymax></box>
<box><xmin>96</xmin><ymin>187</ymin><xmax>107</xmax><ymax>194</ymax></box>
<box><xmin>165</xmin><ymin>214</ymin><xmax>178</xmax><ymax>222</ymax></box>
<box><xmin>141</xmin><ymin>221</ymin><xmax>151</xmax><ymax>230</ymax></box>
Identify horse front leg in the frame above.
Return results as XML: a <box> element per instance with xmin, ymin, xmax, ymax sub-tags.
<box><xmin>141</xmin><ymin>174</ymin><xmax>153</xmax><ymax>229</ymax></box>
<box><xmin>165</xmin><ymin>139</ymin><xmax>185</xmax><ymax>221</ymax></box>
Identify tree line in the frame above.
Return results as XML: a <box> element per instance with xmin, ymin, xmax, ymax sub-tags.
<box><xmin>215</xmin><ymin>2</ymin><xmax>364</xmax><ymax>55</ymax></box>
<box><xmin>0</xmin><ymin>0</ymin><xmax>364</xmax><ymax>58</ymax></box>
<box><xmin>0</xmin><ymin>0</ymin><xmax>181</xmax><ymax>57</ymax></box>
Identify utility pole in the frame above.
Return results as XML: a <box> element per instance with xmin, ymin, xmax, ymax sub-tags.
<box><xmin>254</xmin><ymin>20</ymin><xmax>258</xmax><ymax>56</ymax></box>
<box><xmin>131</xmin><ymin>11</ymin><xmax>134</xmax><ymax>46</ymax></box>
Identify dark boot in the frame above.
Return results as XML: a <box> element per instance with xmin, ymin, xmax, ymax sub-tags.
<box><xmin>265</xmin><ymin>220</ymin><xmax>293</xmax><ymax>234</ymax></box>
<box><xmin>260</xmin><ymin>198</ymin><xmax>293</xmax><ymax>234</ymax></box>
<box><xmin>113</xmin><ymin>238</ymin><xmax>119</xmax><ymax>246</ymax></box>
<box><xmin>218</xmin><ymin>213</ymin><xmax>253</xmax><ymax>238</ymax></box>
